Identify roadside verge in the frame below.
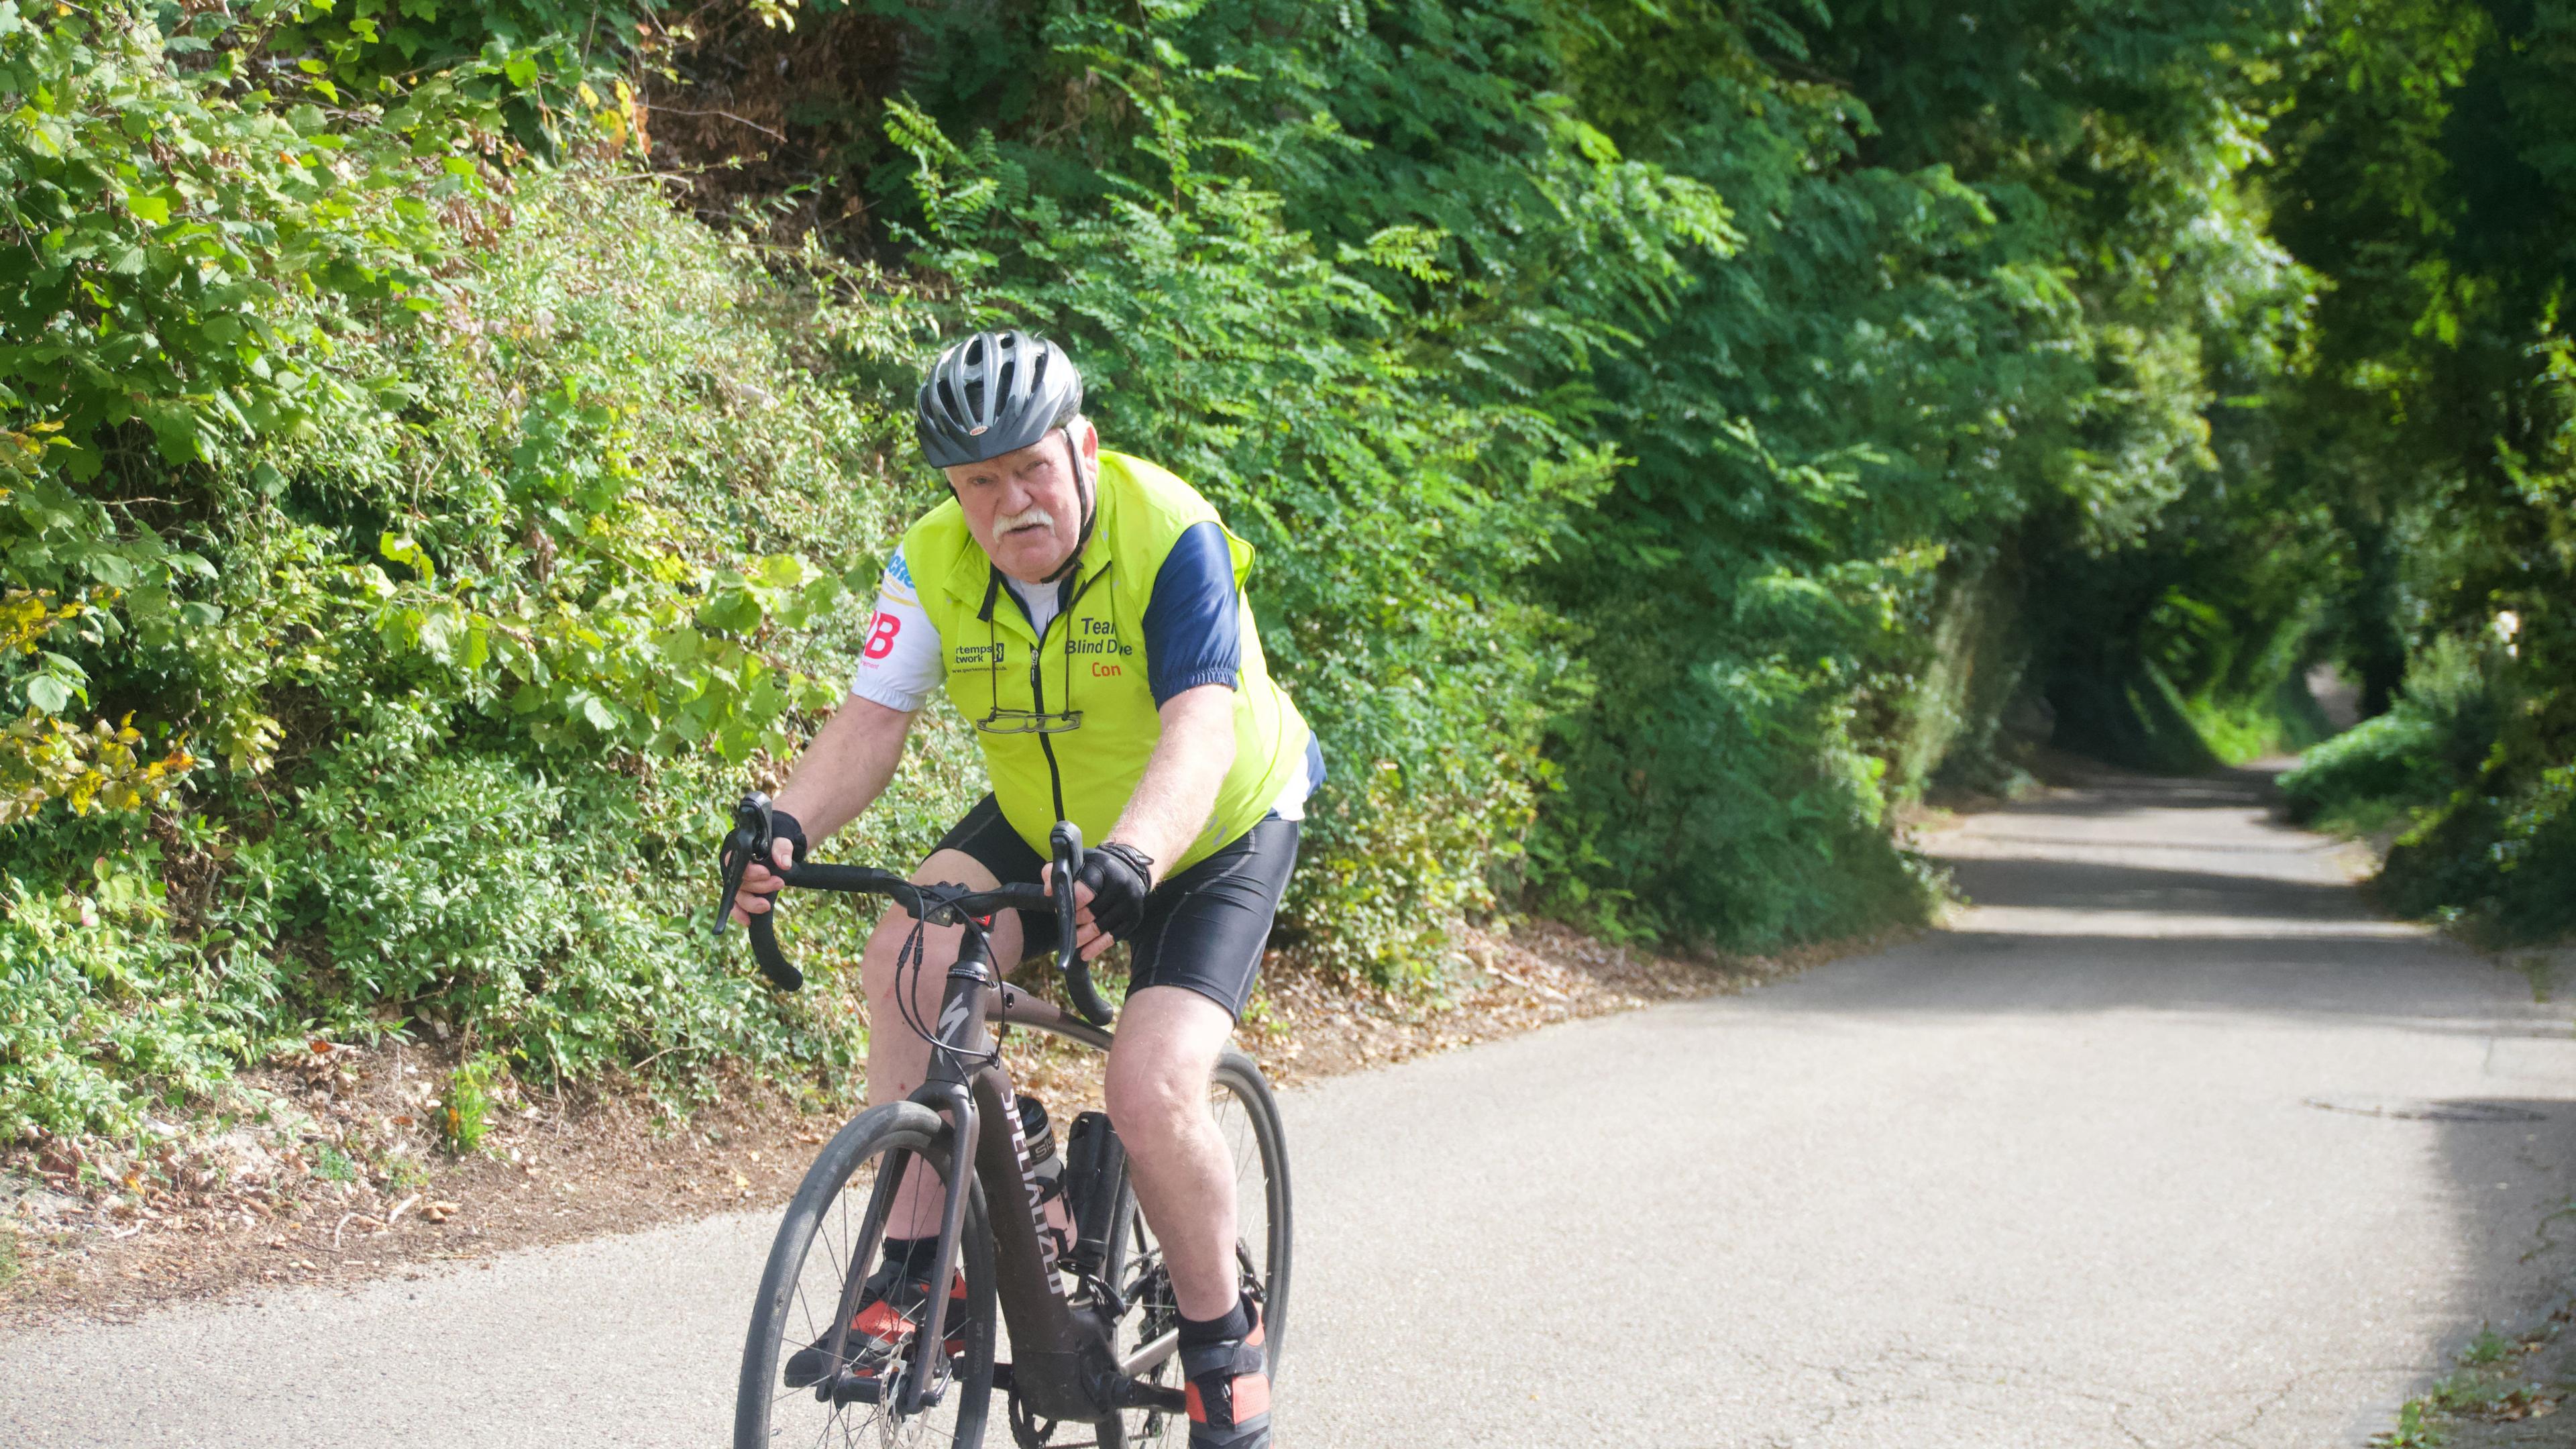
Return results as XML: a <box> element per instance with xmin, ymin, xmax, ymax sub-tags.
<box><xmin>1</xmin><ymin>919</ymin><xmax>1876</xmax><ymax>1328</ymax></box>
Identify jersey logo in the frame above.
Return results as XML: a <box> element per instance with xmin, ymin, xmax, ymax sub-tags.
<box><xmin>1067</xmin><ymin>615</ymin><xmax>1133</xmax><ymax>659</ymax></box>
<box><xmin>863</xmin><ymin>612</ymin><xmax>903</xmax><ymax>660</ymax></box>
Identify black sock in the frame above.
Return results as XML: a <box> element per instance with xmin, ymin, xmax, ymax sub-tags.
<box><xmin>1177</xmin><ymin>1294</ymin><xmax>1251</xmax><ymax>1347</ymax></box>
<box><xmin>879</xmin><ymin>1235</ymin><xmax>941</xmax><ymax>1279</ymax></box>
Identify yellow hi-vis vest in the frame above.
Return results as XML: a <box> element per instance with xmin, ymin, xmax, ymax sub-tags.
<box><xmin>899</xmin><ymin>451</ymin><xmax>1313</xmax><ymax>874</ymax></box>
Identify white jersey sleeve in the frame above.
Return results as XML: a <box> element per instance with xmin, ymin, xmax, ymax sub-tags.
<box><xmin>846</xmin><ymin>544</ymin><xmax>944</xmax><ymax>712</ymax></box>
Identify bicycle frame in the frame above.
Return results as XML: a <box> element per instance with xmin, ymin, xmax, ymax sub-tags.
<box><xmin>716</xmin><ymin>795</ymin><xmax>1185</xmax><ymax>1424</ymax></box>
<box><xmin>828</xmin><ymin>923</ymin><xmax>1183</xmax><ymax>1422</ymax></box>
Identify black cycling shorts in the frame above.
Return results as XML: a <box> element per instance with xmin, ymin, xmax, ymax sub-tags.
<box><xmin>929</xmin><ymin>795</ymin><xmax>1298</xmax><ymax>1020</ymax></box>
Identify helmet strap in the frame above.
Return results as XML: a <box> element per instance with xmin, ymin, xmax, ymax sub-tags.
<box><xmin>1040</xmin><ymin>424</ymin><xmax>1096</xmax><ymax>586</ymax></box>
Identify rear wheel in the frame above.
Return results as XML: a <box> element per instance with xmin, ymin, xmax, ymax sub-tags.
<box><xmin>737</xmin><ymin>1101</ymin><xmax>998</xmax><ymax>1448</ymax></box>
<box><xmin>1092</xmin><ymin>1049</ymin><xmax>1291</xmax><ymax>1448</ymax></box>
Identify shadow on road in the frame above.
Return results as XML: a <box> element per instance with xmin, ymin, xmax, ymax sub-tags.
<box><xmin>1992</xmin><ymin>765</ymin><xmax>2281</xmax><ymax>814</ymax></box>
<box><xmin>2415</xmin><ymin>1095</ymin><xmax>2576</xmax><ymax>1377</ymax></box>
<box><xmin>1721</xmin><ymin>930</ymin><xmax>2559</xmax><ymax>1031</ymax></box>
<box><xmin>1944</xmin><ymin>855</ymin><xmax>2373</xmax><ymax>918</ymax></box>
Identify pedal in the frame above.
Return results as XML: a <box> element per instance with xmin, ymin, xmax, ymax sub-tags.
<box><xmin>826</xmin><ymin>1369</ymin><xmax>882</xmax><ymax>1406</ymax></box>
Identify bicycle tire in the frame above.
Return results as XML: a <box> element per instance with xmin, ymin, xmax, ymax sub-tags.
<box><xmin>737</xmin><ymin>1100</ymin><xmax>1000</xmax><ymax>1448</ymax></box>
<box><xmin>1091</xmin><ymin>1048</ymin><xmax>1292</xmax><ymax>1448</ymax></box>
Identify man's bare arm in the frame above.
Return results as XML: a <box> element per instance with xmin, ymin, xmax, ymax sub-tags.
<box><xmin>774</xmin><ymin>694</ymin><xmax>916</xmax><ymax>838</ymax></box>
<box><xmin>731</xmin><ymin>694</ymin><xmax>914</xmax><ymax>920</ymax></box>
<box><xmin>1043</xmin><ymin>684</ymin><xmax>1236</xmax><ymax>958</ymax></box>
<box><xmin>1110</xmin><ymin>684</ymin><xmax>1238</xmax><ymax>874</ymax></box>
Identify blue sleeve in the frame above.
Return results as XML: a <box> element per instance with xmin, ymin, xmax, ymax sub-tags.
<box><xmin>1143</xmin><ymin>521</ymin><xmax>1244</xmax><ymax>705</ymax></box>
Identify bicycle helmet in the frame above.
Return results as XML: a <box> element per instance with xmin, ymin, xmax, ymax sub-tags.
<box><xmin>914</xmin><ymin>330</ymin><xmax>1085</xmax><ymax>469</ymax></box>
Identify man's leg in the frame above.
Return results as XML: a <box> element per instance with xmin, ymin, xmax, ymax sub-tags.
<box><xmin>859</xmin><ymin>847</ymin><xmax>1024</xmax><ymax>1237</ymax></box>
<box><xmin>1108</xmin><ymin>818</ymin><xmax>1294</xmax><ymax>1447</ymax></box>
<box><xmin>780</xmin><ymin>845</ymin><xmax>1027</xmax><ymax>1386</ymax></box>
<box><xmin>1102</xmin><ymin>984</ymin><xmax>1242</xmax><ymax>1320</ymax></box>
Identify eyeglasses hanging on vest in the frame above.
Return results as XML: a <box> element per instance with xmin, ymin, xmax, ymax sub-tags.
<box><xmin>971</xmin><ymin>561</ymin><xmax>1108</xmax><ymax>736</ymax></box>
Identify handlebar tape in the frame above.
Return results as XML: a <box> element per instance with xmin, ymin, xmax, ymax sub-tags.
<box><xmin>1049</xmin><ymin>822</ymin><xmax>1118</xmax><ymax>1029</ymax></box>
<box><xmin>743</xmin><ymin>909</ymin><xmax>804</xmax><ymax>993</ymax></box>
<box><xmin>727</xmin><ymin>819</ymin><xmax>1119</xmax><ymax>1028</ymax></box>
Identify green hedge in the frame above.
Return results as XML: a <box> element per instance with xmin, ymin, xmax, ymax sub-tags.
<box><xmin>0</xmin><ymin>0</ymin><xmax>970</xmax><ymax>1136</ymax></box>
<box><xmin>2282</xmin><ymin>641</ymin><xmax>2572</xmax><ymax>945</ymax></box>
<box><xmin>5</xmin><ymin>0</ymin><xmax>2432</xmax><ymax>1147</ymax></box>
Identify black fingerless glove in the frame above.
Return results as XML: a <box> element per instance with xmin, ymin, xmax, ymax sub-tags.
<box><xmin>1077</xmin><ymin>841</ymin><xmax>1157</xmax><ymax>941</ymax></box>
<box><xmin>766</xmin><ymin>808</ymin><xmax>810</xmax><ymax>868</ymax></box>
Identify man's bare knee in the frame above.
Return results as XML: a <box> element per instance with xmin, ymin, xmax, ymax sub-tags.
<box><xmin>1106</xmin><ymin>1059</ymin><xmax>1202</xmax><ymax>1148</ymax></box>
<box><xmin>1104</xmin><ymin>987</ymin><xmax>1232</xmax><ymax>1150</ymax></box>
<box><xmin>1106</xmin><ymin>1048</ymin><xmax>1220</xmax><ymax>1158</ymax></box>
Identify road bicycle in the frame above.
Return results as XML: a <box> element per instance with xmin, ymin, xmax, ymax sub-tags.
<box><xmin>714</xmin><ymin>794</ymin><xmax>1293</xmax><ymax>1447</ymax></box>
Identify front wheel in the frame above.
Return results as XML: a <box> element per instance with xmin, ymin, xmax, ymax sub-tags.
<box><xmin>737</xmin><ymin>1100</ymin><xmax>999</xmax><ymax>1448</ymax></box>
<box><xmin>1093</xmin><ymin>1048</ymin><xmax>1292</xmax><ymax>1448</ymax></box>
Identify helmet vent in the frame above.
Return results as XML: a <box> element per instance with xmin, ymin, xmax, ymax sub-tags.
<box><xmin>915</xmin><ymin>330</ymin><xmax>1083</xmax><ymax>468</ymax></box>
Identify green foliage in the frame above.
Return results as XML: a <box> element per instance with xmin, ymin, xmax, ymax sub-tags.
<box><xmin>2279</xmin><ymin>631</ymin><xmax>2573</xmax><ymax>945</ymax></box>
<box><xmin>439</xmin><ymin>1051</ymin><xmax>503</xmax><ymax>1153</ymax></box>
<box><xmin>846</xmin><ymin>0</ymin><xmax>2315</xmax><ymax>952</ymax></box>
<box><xmin>21</xmin><ymin>0</ymin><xmax>2575</xmax><ymax>1157</ymax></box>
<box><xmin>2462</xmin><ymin>1328</ymin><xmax>2515</xmax><ymax>1367</ymax></box>
<box><xmin>2383</xmin><ymin>759</ymin><xmax>2576</xmax><ymax>945</ymax></box>
<box><xmin>2</xmin><ymin>1</ymin><xmax>454</xmax><ymax>480</ymax></box>
<box><xmin>877</xmin><ymin>7</ymin><xmax>1692</xmax><ymax>978</ymax></box>
<box><xmin>1523</xmin><ymin>0</ymin><xmax>2306</xmax><ymax>938</ymax></box>
<box><xmin>0</xmin><ymin>2</ymin><xmax>970</xmax><ymax>1142</ymax></box>
<box><xmin>0</xmin><ymin>826</ymin><xmax>257</xmax><ymax>1140</ymax></box>
<box><xmin>2281</xmin><ymin>640</ymin><xmax>2496</xmax><ymax>828</ymax></box>
<box><xmin>2382</xmin><ymin>1397</ymin><xmax>2445</xmax><ymax>1448</ymax></box>
<box><xmin>2381</xmin><ymin>1324</ymin><xmax>2554</xmax><ymax>1444</ymax></box>
<box><xmin>2169</xmin><ymin>0</ymin><xmax>2576</xmax><ymax>943</ymax></box>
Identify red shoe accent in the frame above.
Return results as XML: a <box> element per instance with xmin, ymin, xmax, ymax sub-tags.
<box><xmin>850</xmin><ymin>1271</ymin><xmax>967</xmax><ymax>1351</ymax></box>
<box><xmin>1185</xmin><ymin>1362</ymin><xmax>1269</xmax><ymax>1424</ymax></box>
<box><xmin>853</xmin><ymin>1299</ymin><xmax>912</xmax><ymax>1343</ymax></box>
<box><xmin>1232</xmin><ymin>1375</ymin><xmax>1271</xmax><ymax>1417</ymax></box>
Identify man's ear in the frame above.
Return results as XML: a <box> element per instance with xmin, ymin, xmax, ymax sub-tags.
<box><xmin>1077</xmin><ymin>419</ymin><xmax>1100</xmax><ymax>464</ymax></box>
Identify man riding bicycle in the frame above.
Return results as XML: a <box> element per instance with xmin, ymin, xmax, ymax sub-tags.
<box><xmin>731</xmin><ymin>330</ymin><xmax>1317</xmax><ymax>1449</ymax></box>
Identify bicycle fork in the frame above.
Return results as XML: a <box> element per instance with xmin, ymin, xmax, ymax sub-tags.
<box><xmin>890</xmin><ymin>927</ymin><xmax>1138</xmax><ymax>1421</ymax></box>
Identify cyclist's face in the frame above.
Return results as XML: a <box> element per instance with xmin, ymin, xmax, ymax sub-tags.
<box><xmin>946</xmin><ymin>424</ymin><xmax>1095</xmax><ymax>583</ymax></box>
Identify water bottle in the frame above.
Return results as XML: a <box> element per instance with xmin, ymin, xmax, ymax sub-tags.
<box><xmin>1015</xmin><ymin>1094</ymin><xmax>1077</xmax><ymax>1260</ymax></box>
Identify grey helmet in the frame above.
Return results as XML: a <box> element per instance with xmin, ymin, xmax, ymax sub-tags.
<box><xmin>914</xmin><ymin>329</ymin><xmax>1085</xmax><ymax>469</ymax></box>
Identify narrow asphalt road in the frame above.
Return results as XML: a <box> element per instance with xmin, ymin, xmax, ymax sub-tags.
<box><xmin>8</xmin><ymin>766</ymin><xmax>2574</xmax><ymax>1446</ymax></box>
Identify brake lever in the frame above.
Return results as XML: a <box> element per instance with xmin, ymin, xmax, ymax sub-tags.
<box><xmin>1050</xmin><ymin>821</ymin><xmax>1118</xmax><ymax>1028</ymax></box>
<box><xmin>713</xmin><ymin>791</ymin><xmax>773</xmax><ymax>938</ymax></box>
<box><xmin>1051</xmin><ymin>820</ymin><xmax>1084</xmax><ymax>973</ymax></box>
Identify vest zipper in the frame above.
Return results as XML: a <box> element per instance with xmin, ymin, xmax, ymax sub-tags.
<box><xmin>1025</xmin><ymin>563</ymin><xmax>1112</xmax><ymax>828</ymax></box>
<box><xmin>1032</xmin><ymin>645</ymin><xmax>1067</xmax><ymax>826</ymax></box>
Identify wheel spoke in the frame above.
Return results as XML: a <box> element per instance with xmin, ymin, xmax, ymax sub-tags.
<box><xmin>741</xmin><ymin>1121</ymin><xmax>985</xmax><ymax>1449</ymax></box>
